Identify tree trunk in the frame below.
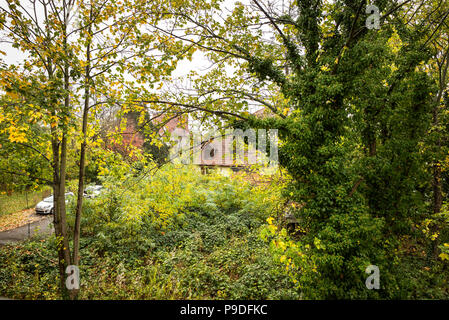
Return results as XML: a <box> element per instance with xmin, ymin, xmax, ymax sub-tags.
<box><xmin>71</xmin><ymin>6</ymin><xmax>93</xmax><ymax>300</ymax></box>
<box><xmin>430</xmin><ymin>103</ymin><xmax>443</xmax><ymax>261</ymax></box>
<box><xmin>48</xmin><ymin>57</ymin><xmax>71</xmax><ymax>297</ymax></box>
<box><xmin>428</xmin><ymin>54</ymin><xmax>448</xmax><ymax>261</ymax></box>
<box><xmin>51</xmin><ymin>135</ymin><xmax>66</xmax><ymax>295</ymax></box>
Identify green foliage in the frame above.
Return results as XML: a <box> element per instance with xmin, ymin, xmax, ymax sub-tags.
<box><xmin>2</xmin><ymin>0</ymin><xmax>449</xmax><ymax>300</ymax></box>
<box><xmin>0</xmin><ymin>164</ymin><xmax>296</xmax><ymax>299</ymax></box>
<box><xmin>0</xmin><ymin>186</ymin><xmax>51</xmax><ymax>216</ymax></box>
<box><xmin>1</xmin><ymin>161</ymin><xmax>449</xmax><ymax>299</ymax></box>
<box><xmin>0</xmin><ymin>237</ymin><xmax>60</xmax><ymax>299</ymax></box>
<box><xmin>240</xmin><ymin>1</ymin><xmax>442</xmax><ymax>299</ymax></box>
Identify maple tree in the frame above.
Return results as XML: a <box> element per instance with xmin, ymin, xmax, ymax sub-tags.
<box><xmin>0</xmin><ymin>0</ymin><xmax>187</xmax><ymax>298</ymax></box>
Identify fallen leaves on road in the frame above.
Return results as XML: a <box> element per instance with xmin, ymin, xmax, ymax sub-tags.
<box><xmin>0</xmin><ymin>209</ymin><xmax>47</xmax><ymax>232</ymax></box>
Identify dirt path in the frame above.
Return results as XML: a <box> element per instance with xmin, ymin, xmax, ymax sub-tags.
<box><xmin>0</xmin><ymin>214</ymin><xmax>54</xmax><ymax>245</ymax></box>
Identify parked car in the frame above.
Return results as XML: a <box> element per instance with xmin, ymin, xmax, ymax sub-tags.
<box><xmin>35</xmin><ymin>192</ymin><xmax>74</xmax><ymax>215</ymax></box>
<box><xmin>83</xmin><ymin>185</ymin><xmax>103</xmax><ymax>199</ymax></box>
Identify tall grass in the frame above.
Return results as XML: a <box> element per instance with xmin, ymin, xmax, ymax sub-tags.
<box><xmin>0</xmin><ymin>187</ymin><xmax>52</xmax><ymax>217</ymax></box>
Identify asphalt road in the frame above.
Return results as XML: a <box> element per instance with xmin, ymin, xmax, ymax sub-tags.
<box><xmin>0</xmin><ymin>213</ymin><xmax>54</xmax><ymax>300</ymax></box>
<box><xmin>0</xmin><ymin>215</ymin><xmax>54</xmax><ymax>245</ymax></box>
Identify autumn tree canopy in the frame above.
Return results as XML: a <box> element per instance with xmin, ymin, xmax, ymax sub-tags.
<box><xmin>1</xmin><ymin>0</ymin><xmax>449</xmax><ymax>299</ymax></box>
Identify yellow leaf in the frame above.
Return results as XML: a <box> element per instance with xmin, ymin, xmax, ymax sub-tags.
<box><xmin>439</xmin><ymin>252</ymin><xmax>449</xmax><ymax>261</ymax></box>
<box><xmin>8</xmin><ymin>127</ymin><xmax>27</xmax><ymax>143</ymax></box>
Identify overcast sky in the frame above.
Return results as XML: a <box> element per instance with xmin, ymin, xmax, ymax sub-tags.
<box><xmin>0</xmin><ymin>0</ymin><xmax>271</xmax><ymax>130</ymax></box>
<box><xmin>0</xmin><ymin>0</ymin><xmax>243</xmax><ymax>76</ymax></box>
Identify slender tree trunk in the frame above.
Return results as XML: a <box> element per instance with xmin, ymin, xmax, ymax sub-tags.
<box><xmin>59</xmin><ymin>129</ymin><xmax>71</xmax><ymax>264</ymax></box>
<box><xmin>433</xmin><ymin>48</ymin><xmax>449</xmax><ymax>217</ymax></box>
<box><xmin>429</xmin><ymin>52</ymin><xmax>449</xmax><ymax>261</ymax></box>
<box><xmin>51</xmin><ymin>132</ymin><xmax>66</xmax><ymax>295</ymax></box>
<box><xmin>430</xmin><ymin>99</ymin><xmax>443</xmax><ymax>261</ymax></box>
<box><xmin>51</xmin><ymin>126</ymin><xmax>71</xmax><ymax>297</ymax></box>
<box><xmin>432</xmin><ymin>88</ymin><xmax>444</xmax><ymax>215</ymax></box>
<box><xmin>53</xmin><ymin>62</ymin><xmax>73</xmax><ymax>299</ymax></box>
<box><xmin>71</xmin><ymin>5</ymin><xmax>93</xmax><ymax>300</ymax></box>
<box><xmin>48</xmin><ymin>59</ymin><xmax>71</xmax><ymax>297</ymax></box>
<box><xmin>56</xmin><ymin>4</ymin><xmax>74</xmax><ymax>297</ymax></box>
<box><xmin>73</xmin><ymin>62</ymin><xmax>90</xmax><ymax>266</ymax></box>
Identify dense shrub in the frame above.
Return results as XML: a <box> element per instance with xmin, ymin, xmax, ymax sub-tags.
<box><xmin>0</xmin><ymin>164</ymin><xmax>297</xmax><ymax>299</ymax></box>
<box><xmin>2</xmin><ymin>162</ymin><xmax>448</xmax><ymax>299</ymax></box>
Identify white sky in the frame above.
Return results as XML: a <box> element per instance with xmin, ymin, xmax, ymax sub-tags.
<box><xmin>0</xmin><ymin>0</ymin><xmax>272</xmax><ymax>134</ymax></box>
<box><xmin>0</xmin><ymin>0</ymin><xmax>242</xmax><ymax>75</ymax></box>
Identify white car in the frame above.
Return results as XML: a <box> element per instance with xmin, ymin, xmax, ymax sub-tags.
<box><xmin>35</xmin><ymin>192</ymin><xmax>74</xmax><ymax>215</ymax></box>
<box><xmin>83</xmin><ymin>185</ymin><xmax>103</xmax><ymax>199</ymax></box>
